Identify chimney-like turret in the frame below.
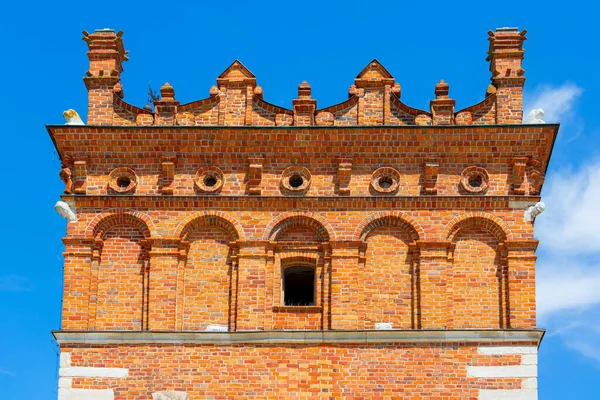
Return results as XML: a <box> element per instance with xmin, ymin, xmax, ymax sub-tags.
<box><xmin>82</xmin><ymin>29</ymin><xmax>128</xmax><ymax>125</ymax></box>
<box><xmin>487</xmin><ymin>27</ymin><xmax>527</xmax><ymax>123</ymax></box>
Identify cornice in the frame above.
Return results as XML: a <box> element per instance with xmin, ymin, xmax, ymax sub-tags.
<box><xmin>53</xmin><ymin>329</ymin><xmax>545</xmax><ymax>346</ymax></box>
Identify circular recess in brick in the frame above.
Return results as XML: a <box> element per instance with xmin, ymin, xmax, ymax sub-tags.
<box><xmin>460</xmin><ymin>166</ymin><xmax>489</xmax><ymax>194</ymax></box>
<box><xmin>108</xmin><ymin>167</ymin><xmax>137</xmax><ymax>194</ymax></box>
<box><xmin>371</xmin><ymin>167</ymin><xmax>400</xmax><ymax>194</ymax></box>
<box><xmin>195</xmin><ymin>166</ymin><xmax>224</xmax><ymax>193</ymax></box>
<box><xmin>281</xmin><ymin>166</ymin><xmax>311</xmax><ymax>194</ymax></box>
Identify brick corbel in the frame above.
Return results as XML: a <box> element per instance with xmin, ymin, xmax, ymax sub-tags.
<box><xmin>337</xmin><ymin>157</ymin><xmax>353</xmax><ymax>196</ymax></box>
<box><xmin>424</xmin><ymin>159</ymin><xmax>439</xmax><ymax>194</ymax></box>
<box><xmin>504</xmin><ymin>240</ymin><xmax>539</xmax><ymax>260</ymax></box>
<box><xmin>59</xmin><ymin>156</ymin><xmax>74</xmax><ymax>194</ymax></box>
<box><xmin>160</xmin><ymin>156</ymin><xmax>177</xmax><ymax>195</ymax></box>
<box><xmin>527</xmin><ymin>159</ymin><xmax>545</xmax><ymax>195</ymax></box>
<box><xmin>147</xmin><ymin>237</ymin><xmax>182</xmax><ymax>257</ymax></box>
<box><xmin>73</xmin><ymin>156</ymin><xmax>88</xmax><ymax>194</ymax></box>
<box><xmin>512</xmin><ymin>156</ymin><xmax>529</xmax><ymax>195</ymax></box>
<box><xmin>247</xmin><ymin>157</ymin><xmax>264</xmax><ymax>195</ymax></box>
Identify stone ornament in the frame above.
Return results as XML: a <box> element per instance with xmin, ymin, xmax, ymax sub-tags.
<box><xmin>371</xmin><ymin>167</ymin><xmax>401</xmax><ymax>194</ymax></box>
<box><xmin>152</xmin><ymin>391</ymin><xmax>189</xmax><ymax>400</ymax></box>
<box><xmin>280</xmin><ymin>166</ymin><xmax>312</xmax><ymax>195</ymax></box>
<box><xmin>63</xmin><ymin>109</ymin><xmax>84</xmax><ymax>125</ymax></box>
<box><xmin>460</xmin><ymin>166</ymin><xmax>490</xmax><ymax>194</ymax></box>
<box><xmin>108</xmin><ymin>167</ymin><xmax>138</xmax><ymax>194</ymax></box>
<box><xmin>195</xmin><ymin>166</ymin><xmax>224</xmax><ymax>193</ymax></box>
<box><xmin>206</xmin><ymin>324</ymin><xmax>228</xmax><ymax>332</ymax></box>
<box><xmin>524</xmin><ymin>202</ymin><xmax>546</xmax><ymax>222</ymax></box>
<box><xmin>54</xmin><ymin>201</ymin><xmax>77</xmax><ymax>222</ymax></box>
<box><xmin>524</xmin><ymin>108</ymin><xmax>545</xmax><ymax>124</ymax></box>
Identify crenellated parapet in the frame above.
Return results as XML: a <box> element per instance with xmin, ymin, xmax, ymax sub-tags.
<box><xmin>81</xmin><ymin>28</ymin><xmax>528</xmax><ymax>126</ymax></box>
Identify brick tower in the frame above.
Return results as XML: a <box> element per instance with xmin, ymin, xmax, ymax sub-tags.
<box><xmin>50</xmin><ymin>28</ymin><xmax>556</xmax><ymax>399</ymax></box>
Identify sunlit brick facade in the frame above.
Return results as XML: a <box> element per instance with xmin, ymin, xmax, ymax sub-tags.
<box><xmin>50</xmin><ymin>27</ymin><xmax>556</xmax><ymax>399</ymax></box>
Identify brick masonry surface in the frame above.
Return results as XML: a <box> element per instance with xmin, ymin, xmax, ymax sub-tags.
<box><xmin>50</xmin><ymin>27</ymin><xmax>555</xmax><ymax>399</ymax></box>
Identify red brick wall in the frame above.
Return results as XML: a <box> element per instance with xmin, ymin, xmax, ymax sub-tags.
<box><xmin>61</xmin><ymin>342</ymin><xmax>535</xmax><ymax>399</ymax></box>
<box><xmin>182</xmin><ymin>227</ymin><xmax>231</xmax><ymax>331</ymax></box>
<box><xmin>95</xmin><ymin>226</ymin><xmax>146</xmax><ymax>331</ymax></box>
<box><xmin>450</xmin><ymin>228</ymin><xmax>501</xmax><ymax>328</ymax></box>
<box><xmin>363</xmin><ymin>226</ymin><xmax>412</xmax><ymax>329</ymax></box>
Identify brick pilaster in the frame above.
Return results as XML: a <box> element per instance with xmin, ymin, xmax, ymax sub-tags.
<box><xmin>505</xmin><ymin>240</ymin><xmax>538</xmax><ymax>328</ymax></box>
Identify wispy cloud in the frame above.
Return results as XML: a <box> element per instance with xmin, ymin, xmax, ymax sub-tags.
<box><xmin>0</xmin><ymin>368</ymin><xmax>15</xmax><ymax>377</ymax></box>
<box><xmin>0</xmin><ymin>274</ymin><xmax>34</xmax><ymax>292</ymax></box>
<box><xmin>535</xmin><ymin>160</ymin><xmax>600</xmax><ymax>254</ymax></box>
<box><xmin>528</xmin><ymin>82</ymin><xmax>600</xmax><ymax>365</ymax></box>
<box><xmin>524</xmin><ymin>82</ymin><xmax>583</xmax><ymax>123</ymax></box>
<box><xmin>537</xmin><ymin>257</ymin><xmax>600</xmax><ymax>317</ymax></box>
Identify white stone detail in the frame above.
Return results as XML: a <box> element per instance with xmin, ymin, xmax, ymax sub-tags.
<box><xmin>522</xmin><ymin>378</ymin><xmax>538</xmax><ymax>389</ymax></box>
<box><xmin>524</xmin><ymin>108</ymin><xmax>545</xmax><ymax>124</ymax></box>
<box><xmin>63</xmin><ymin>109</ymin><xmax>84</xmax><ymax>125</ymax></box>
<box><xmin>205</xmin><ymin>324</ymin><xmax>228</xmax><ymax>332</ymax></box>
<box><xmin>58</xmin><ymin>377</ymin><xmax>72</xmax><ymax>388</ymax></box>
<box><xmin>59</xmin><ymin>366</ymin><xmax>128</xmax><ymax>378</ymax></box>
<box><xmin>375</xmin><ymin>322</ymin><xmax>393</xmax><ymax>330</ymax></box>
<box><xmin>467</xmin><ymin>365</ymin><xmax>537</xmax><ymax>378</ymax></box>
<box><xmin>55</xmin><ymin>201</ymin><xmax>77</xmax><ymax>222</ymax></box>
<box><xmin>479</xmin><ymin>389</ymin><xmax>537</xmax><ymax>400</ymax></box>
<box><xmin>477</xmin><ymin>346</ymin><xmax>537</xmax><ymax>355</ymax></box>
<box><xmin>153</xmin><ymin>391</ymin><xmax>190</xmax><ymax>400</ymax></box>
<box><xmin>521</xmin><ymin>354</ymin><xmax>538</xmax><ymax>365</ymax></box>
<box><xmin>58</xmin><ymin>388</ymin><xmax>114</xmax><ymax>400</ymax></box>
<box><xmin>524</xmin><ymin>202</ymin><xmax>545</xmax><ymax>222</ymax></box>
<box><xmin>60</xmin><ymin>352</ymin><xmax>72</xmax><ymax>367</ymax></box>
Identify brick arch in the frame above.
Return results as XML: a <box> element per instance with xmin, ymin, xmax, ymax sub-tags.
<box><xmin>175</xmin><ymin>211</ymin><xmax>244</xmax><ymax>241</ymax></box>
<box><xmin>354</xmin><ymin>211</ymin><xmax>423</xmax><ymax>242</ymax></box>
<box><xmin>262</xmin><ymin>212</ymin><xmax>335</xmax><ymax>241</ymax></box>
<box><xmin>85</xmin><ymin>209</ymin><xmax>153</xmax><ymax>239</ymax></box>
<box><xmin>278</xmin><ymin>253</ymin><xmax>320</xmax><ymax>265</ymax></box>
<box><xmin>443</xmin><ymin>212</ymin><xmax>512</xmax><ymax>242</ymax></box>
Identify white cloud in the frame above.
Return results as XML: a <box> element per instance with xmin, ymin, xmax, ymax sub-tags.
<box><xmin>535</xmin><ymin>160</ymin><xmax>600</xmax><ymax>254</ymax></box>
<box><xmin>0</xmin><ymin>274</ymin><xmax>34</xmax><ymax>292</ymax></box>
<box><xmin>525</xmin><ymin>82</ymin><xmax>600</xmax><ymax>365</ymax></box>
<box><xmin>537</xmin><ymin>259</ymin><xmax>600</xmax><ymax>318</ymax></box>
<box><xmin>0</xmin><ymin>368</ymin><xmax>15</xmax><ymax>377</ymax></box>
<box><xmin>535</xmin><ymin>161</ymin><xmax>600</xmax><ymax>334</ymax></box>
<box><xmin>524</xmin><ymin>83</ymin><xmax>583</xmax><ymax>123</ymax></box>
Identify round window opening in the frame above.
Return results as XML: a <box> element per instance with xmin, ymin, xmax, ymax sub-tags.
<box><xmin>117</xmin><ymin>176</ymin><xmax>131</xmax><ymax>188</ymax></box>
<box><xmin>378</xmin><ymin>176</ymin><xmax>394</xmax><ymax>189</ymax></box>
<box><xmin>468</xmin><ymin>175</ymin><xmax>483</xmax><ymax>188</ymax></box>
<box><xmin>289</xmin><ymin>175</ymin><xmax>304</xmax><ymax>188</ymax></box>
<box><xmin>203</xmin><ymin>175</ymin><xmax>218</xmax><ymax>187</ymax></box>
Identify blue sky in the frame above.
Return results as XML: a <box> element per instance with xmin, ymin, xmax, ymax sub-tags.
<box><xmin>0</xmin><ymin>1</ymin><xmax>597</xmax><ymax>398</ymax></box>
